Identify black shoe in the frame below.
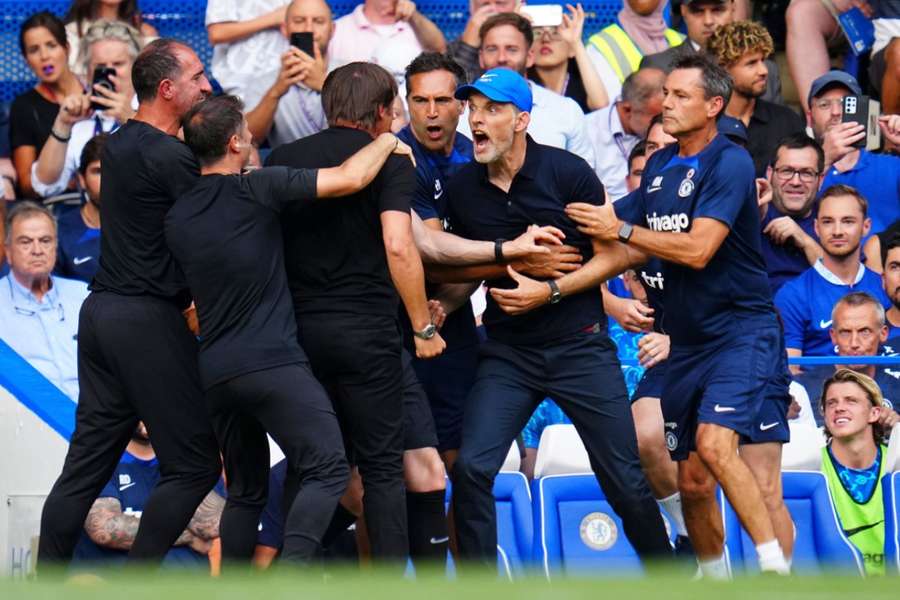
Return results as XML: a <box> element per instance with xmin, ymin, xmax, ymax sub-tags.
<box><xmin>674</xmin><ymin>534</ymin><xmax>695</xmax><ymax>559</ymax></box>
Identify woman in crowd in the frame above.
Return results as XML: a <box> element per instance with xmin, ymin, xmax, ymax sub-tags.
<box><xmin>64</xmin><ymin>0</ymin><xmax>157</xmax><ymax>77</ymax></box>
<box><xmin>526</xmin><ymin>3</ymin><xmax>608</xmax><ymax>112</ymax></box>
<box><xmin>10</xmin><ymin>11</ymin><xmax>84</xmax><ymax>198</ymax></box>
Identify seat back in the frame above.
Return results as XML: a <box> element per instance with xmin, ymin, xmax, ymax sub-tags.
<box><xmin>722</xmin><ymin>471</ymin><xmax>864</xmax><ymax>575</ymax></box>
<box><xmin>782</xmin><ymin>424</ymin><xmax>826</xmax><ymax>471</ymax></box>
<box><xmin>493</xmin><ymin>472</ymin><xmax>533</xmax><ymax>578</ymax></box>
<box><xmin>533</xmin><ymin>424</ymin><xmax>590</xmax><ymax>478</ymax></box>
<box><xmin>885</xmin><ymin>424</ymin><xmax>900</xmax><ymax>472</ymax></box>
<box><xmin>883</xmin><ymin>471</ymin><xmax>900</xmax><ymax>575</ymax></box>
<box><xmin>501</xmin><ymin>441</ymin><xmax>521</xmax><ymax>472</ymax></box>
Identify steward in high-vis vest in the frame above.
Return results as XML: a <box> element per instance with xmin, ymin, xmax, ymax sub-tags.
<box><xmin>587</xmin><ymin>22</ymin><xmax>683</xmax><ymax>84</ymax></box>
<box><xmin>819</xmin><ymin>368</ymin><xmax>892</xmax><ymax>575</ymax></box>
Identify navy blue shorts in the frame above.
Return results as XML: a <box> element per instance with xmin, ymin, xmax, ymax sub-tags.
<box><xmin>631</xmin><ymin>361</ymin><xmax>668</xmax><ymax>402</ymax></box>
<box><xmin>661</xmin><ymin>325</ymin><xmax>791</xmax><ymax>461</ymax></box>
<box><xmin>402</xmin><ymin>350</ymin><xmax>439</xmax><ymax>451</ymax></box>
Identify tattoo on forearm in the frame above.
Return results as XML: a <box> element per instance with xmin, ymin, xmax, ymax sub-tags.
<box><xmin>84</xmin><ymin>498</ymin><xmax>140</xmax><ymax>551</ymax></box>
<box><xmin>187</xmin><ymin>490</ymin><xmax>225</xmax><ymax>540</ymax></box>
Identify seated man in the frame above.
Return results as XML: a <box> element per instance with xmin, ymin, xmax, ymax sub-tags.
<box><xmin>758</xmin><ymin>133</ymin><xmax>824</xmax><ymax>296</ymax></box>
<box><xmin>0</xmin><ymin>202</ymin><xmax>87</xmax><ymax>401</ymax></box>
<box><xmin>881</xmin><ymin>236</ymin><xmax>900</xmax><ymax>347</ymax></box>
<box><xmin>776</xmin><ymin>185</ymin><xmax>889</xmax><ymax>359</ymax></box>
<box><xmin>55</xmin><ymin>134</ymin><xmax>105</xmax><ymax>283</ymax></box>
<box><xmin>819</xmin><ymin>369</ymin><xmax>892</xmax><ymax>576</ymax></box>
<box><xmin>793</xmin><ymin>291</ymin><xmax>900</xmax><ymax>425</ymax></box>
<box><xmin>73</xmin><ymin>422</ymin><xmax>225</xmax><ymax>570</ymax></box>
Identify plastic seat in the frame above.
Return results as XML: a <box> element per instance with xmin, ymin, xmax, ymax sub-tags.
<box><xmin>533</xmin><ymin>424</ymin><xmax>591</xmax><ymax>478</ymax></box>
<box><xmin>782</xmin><ymin>424</ymin><xmax>826</xmax><ymax>471</ymax></box>
<box><xmin>501</xmin><ymin>441</ymin><xmax>521</xmax><ymax>472</ymax></box>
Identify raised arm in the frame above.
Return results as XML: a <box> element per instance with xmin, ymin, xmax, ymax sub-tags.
<box><xmin>207</xmin><ymin>5</ymin><xmax>287</xmax><ymax>45</ymax></box>
<box><xmin>316</xmin><ymin>134</ymin><xmax>415</xmax><ymax>197</ymax></box>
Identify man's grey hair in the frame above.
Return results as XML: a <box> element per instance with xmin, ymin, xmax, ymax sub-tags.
<box><xmin>4</xmin><ymin>201</ymin><xmax>57</xmax><ymax>245</ymax></box>
<box><xmin>621</xmin><ymin>68</ymin><xmax>665</xmax><ymax>109</ymax></box>
<box><xmin>671</xmin><ymin>53</ymin><xmax>733</xmax><ymax>118</ymax></box>
<box><xmin>832</xmin><ymin>291</ymin><xmax>886</xmax><ymax>328</ymax></box>
<box><xmin>81</xmin><ymin>19</ymin><xmax>142</xmax><ymax>75</ymax></box>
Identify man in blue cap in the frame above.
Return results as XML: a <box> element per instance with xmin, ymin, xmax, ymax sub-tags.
<box><xmin>445</xmin><ymin>66</ymin><xmax>672</xmax><ymax>568</ymax></box>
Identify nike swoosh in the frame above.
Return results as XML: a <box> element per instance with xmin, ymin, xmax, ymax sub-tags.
<box><xmin>713</xmin><ymin>404</ymin><xmax>736</xmax><ymax>413</ymax></box>
<box><xmin>844</xmin><ymin>520</ymin><xmax>883</xmax><ymax>537</ymax></box>
<box><xmin>434</xmin><ymin>190</ymin><xmax>443</xmax><ymax>200</ymax></box>
<box><xmin>819</xmin><ymin>319</ymin><xmax>833</xmax><ymax>329</ymax></box>
<box><xmin>759</xmin><ymin>422</ymin><xmax>779</xmax><ymax>431</ymax></box>
<box><xmin>429</xmin><ymin>536</ymin><xmax>449</xmax><ymax>544</ymax></box>
<box><xmin>647</xmin><ymin>186</ymin><xmax>662</xmax><ymax>193</ymax></box>
<box><xmin>119</xmin><ymin>482</ymin><xmax>136</xmax><ymax>491</ymax></box>
<box><xmin>73</xmin><ymin>256</ymin><xmax>93</xmax><ymax>265</ymax></box>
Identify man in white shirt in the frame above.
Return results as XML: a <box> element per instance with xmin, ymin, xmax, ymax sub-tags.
<box><xmin>205</xmin><ymin>0</ymin><xmax>291</xmax><ymax>99</ymax></box>
<box><xmin>0</xmin><ymin>202</ymin><xmax>87</xmax><ymax>402</ymax></box>
<box><xmin>585</xmin><ymin>67</ymin><xmax>664</xmax><ymax>200</ymax></box>
<box><xmin>458</xmin><ymin>12</ymin><xmax>596</xmax><ymax>168</ymax></box>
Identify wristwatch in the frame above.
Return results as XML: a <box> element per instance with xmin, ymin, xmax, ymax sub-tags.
<box><xmin>617</xmin><ymin>222</ymin><xmax>634</xmax><ymax>244</ymax></box>
<box><xmin>547</xmin><ymin>280</ymin><xmax>562</xmax><ymax>305</ymax></box>
<box><xmin>414</xmin><ymin>323</ymin><xmax>437</xmax><ymax>340</ymax></box>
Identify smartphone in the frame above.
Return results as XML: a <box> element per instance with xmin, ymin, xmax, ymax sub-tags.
<box><xmin>520</xmin><ymin>4</ymin><xmax>563</xmax><ymax>27</ymax></box>
<box><xmin>290</xmin><ymin>32</ymin><xmax>315</xmax><ymax>57</ymax></box>
<box><xmin>90</xmin><ymin>66</ymin><xmax>116</xmax><ymax>111</ymax></box>
<box><xmin>841</xmin><ymin>94</ymin><xmax>882</xmax><ymax>151</ymax></box>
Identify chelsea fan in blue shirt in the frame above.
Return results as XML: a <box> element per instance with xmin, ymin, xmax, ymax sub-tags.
<box><xmin>557</xmin><ymin>54</ymin><xmax>794</xmax><ymax>577</ymax></box>
<box><xmin>54</xmin><ymin>134</ymin><xmax>105</xmax><ymax>283</ymax></box>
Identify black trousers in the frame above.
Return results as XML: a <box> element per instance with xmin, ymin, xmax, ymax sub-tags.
<box><xmin>452</xmin><ymin>329</ymin><xmax>673</xmax><ymax>566</ymax></box>
<box><xmin>296</xmin><ymin>313</ymin><xmax>407</xmax><ymax>561</ymax></box>
<box><xmin>38</xmin><ymin>292</ymin><xmax>221</xmax><ymax>567</ymax></box>
<box><xmin>207</xmin><ymin>363</ymin><xmax>349</xmax><ymax>564</ymax></box>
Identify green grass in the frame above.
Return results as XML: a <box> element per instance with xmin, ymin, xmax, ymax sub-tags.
<box><xmin>2</xmin><ymin>569</ymin><xmax>899</xmax><ymax>600</ymax></box>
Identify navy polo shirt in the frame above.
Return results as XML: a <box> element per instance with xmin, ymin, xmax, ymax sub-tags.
<box><xmin>821</xmin><ymin>149</ymin><xmax>900</xmax><ymax>237</ymax></box>
<box><xmin>55</xmin><ymin>205</ymin><xmax>101</xmax><ymax>284</ymax></box>
<box><xmin>444</xmin><ymin>136</ymin><xmax>605</xmax><ymax>345</ymax></box>
<box><xmin>760</xmin><ymin>203</ymin><xmax>818</xmax><ymax>296</ymax></box>
<box><xmin>614</xmin><ymin>134</ymin><xmax>776</xmax><ymax>347</ymax></box>
<box><xmin>396</xmin><ymin>126</ymin><xmax>479</xmax><ymax>350</ymax></box>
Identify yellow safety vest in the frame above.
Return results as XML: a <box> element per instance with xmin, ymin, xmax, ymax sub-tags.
<box><xmin>588</xmin><ymin>23</ymin><xmax>684</xmax><ymax>83</ymax></box>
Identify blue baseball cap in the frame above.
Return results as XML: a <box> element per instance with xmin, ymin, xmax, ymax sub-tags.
<box><xmin>454</xmin><ymin>68</ymin><xmax>533</xmax><ymax>113</ymax></box>
<box><xmin>808</xmin><ymin>70</ymin><xmax>862</xmax><ymax>107</ymax></box>
<box><xmin>717</xmin><ymin>115</ymin><xmax>748</xmax><ymax>145</ymax></box>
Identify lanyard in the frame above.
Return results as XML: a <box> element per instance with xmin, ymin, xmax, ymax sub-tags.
<box><xmin>93</xmin><ymin>115</ymin><xmax>120</xmax><ymax>137</ymax></box>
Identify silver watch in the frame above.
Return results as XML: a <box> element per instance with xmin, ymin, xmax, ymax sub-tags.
<box><xmin>414</xmin><ymin>323</ymin><xmax>437</xmax><ymax>340</ymax></box>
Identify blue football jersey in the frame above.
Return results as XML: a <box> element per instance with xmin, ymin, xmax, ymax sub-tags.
<box><xmin>55</xmin><ymin>205</ymin><xmax>100</xmax><ymax>283</ymax></box>
<box><xmin>614</xmin><ymin>134</ymin><xmax>775</xmax><ymax>346</ymax></box>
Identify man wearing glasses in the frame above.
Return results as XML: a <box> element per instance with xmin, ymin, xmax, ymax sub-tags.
<box><xmin>757</xmin><ymin>133</ymin><xmax>825</xmax><ymax>296</ymax></box>
<box><xmin>0</xmin><ymin>201</ymin><xmax>87</xmax><ymax>402</ymax></box>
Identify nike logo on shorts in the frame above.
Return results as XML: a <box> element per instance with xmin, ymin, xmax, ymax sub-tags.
<box><xmin>759</xmin><ymin>422</ymin><xmax>779</xmax><ymax>431</ymax></box>
<box><xmin>713</xmin><ymin>404</ymin><xmax>736</xmax><ymax>413</ymax></box>
<box><xmin>429</xmin><ymin>536</ymin><xmax>449</xmax><ymax>545</ymax></box>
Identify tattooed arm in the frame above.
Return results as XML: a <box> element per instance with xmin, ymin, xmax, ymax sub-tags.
<box><xmin>186</xmin><ymin>489</ymin><xmax>226</xmax><ymax>540</ymax></box>
<box><xmin>83</xmin><ymin>497</ymin><xmax>140</xmax><ymax>550</ymax></box>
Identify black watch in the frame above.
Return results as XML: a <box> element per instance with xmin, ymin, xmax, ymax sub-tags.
<box><xmin>617</xmin><ymin>222</ymin><xmax>634</xmax><ymax>244</ymax></box>
<box><xmin>547</xmin><ymin>280</ymin><xmax>562</xmax><ymax>304</ymax></box>
<box><xmin>414</xmin><ymin>323</ymin><xmax>437</xmax><ymax>340</ymax></box>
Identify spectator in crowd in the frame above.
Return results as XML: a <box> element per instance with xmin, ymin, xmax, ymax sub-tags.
<box><xmin>1</xmin><ymin>101</ymin><xmax>16</xmax><ymax>200</ymax></box>
<box><xmin>707</xmin><ymin>21</ymin><xmax>805</xmax><ymax>177</ymax></box>
<box><xmin>32</xmin><ymin>20</ymin><xmax>140</xmax><ymax>199</ymax></box>
<box><xmin>0</xmin><ymin>202</ymin><xmax>87</xmax><ymax>402</ymax></box>
<box><xmin>758</xmin><ymin>134</ymin><xmax>824</xmax><ymax>295</ymax></box>
<box><xmin>862</xmin><ymin>216</ymin><xmax>900</xmax><ymax>273</ymax></box>
<box><xmin>626</xmin><ymin>140</ymin><xmax>648</xmax><ymax>192</ymax></box>
<box><xmin>819</xmin><ymin>369</ymin><xmax>892</xmax><ymax>576</ymax></box>
<box><xmin>245</xmin><ymin>0</ymin><xmax>333</xmax><ymax>147</ymax></box>
<box><xmin>64</xmin><ymin>0</ymin><xmax>156</xmax><ymax>79</ymax></box>
<box><xmin>878</xmin><ymin>236</ymin><xmax>900</xmax><ymax>344</ymax></box>
<box><xmin>459</xmin><ymin>12</ymin><xmax>596</xmax><ymax>167</ymax></box>
<box><xmin>328</xmin><ymin>0</ymin><xmax>446</xmax><ymax>87</ymax></box>
<box><xmin>205</xmin><ymin>0</ymin><xmax>290</xmax><ymax>99</ymax></box>
<box><xmin>643</xmin><ymin>112</ymin><xmax>676</xmax><ymax>155</ymax></box>
<box><xmin>585</xmin><ymin>67</ymin><xmax>664</xmax><ymax>200</ymax></box>
<box><xmin>11</xmin><ymin>12</ymin><xmax>84</xmax><ymax>198</ymax></box>
<box><xmin>776</xmin><ymin>185</ymin><xmax>889</xmax><ymax>359</ymax></box>
<box><xmin>794</xmin><ymin>292</ymin><xmax>900</xmax><ymax>423</ymax></box>
<box><xmin>448</xmin><ymin>0</ymin><xmax>518</xmax><ymax>83</ymax></box>
<box><xmin>526</xmin><ymin>3</ymin><xmax>609</xmax><ymax>113</ymax></box>
<box><xmin>73</xmin><ymin>422</ymin><xmax>224</xmax><ymax>570</ymax></box>
<box><xmin>585</xmin><ymin>0</ymin><xmax>684</xmax><ymax>103</ymax></box>
<box><xmin>55</xmin><ymin>134</ymin><xmax>105</xmax><ymax>283</ymax></box>
<box><xmin>871</xmin><ymin>3</ymin><xmax>900</xmax><ymax>113</ymax></box>
<box><xmin>809</xmin><ymin>70</ymin><xmax>900</xmax><ymax>237</ymax></box>
<box><xmin>641</xmin><ymin>0</ymin><xmax>783</xmax><ymax>104</ymax></box>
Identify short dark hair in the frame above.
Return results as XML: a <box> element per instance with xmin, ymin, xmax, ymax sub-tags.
<box><xmin>182</xmin><ymin>95</ymin><xmax>245</xmax><ymax>167</ymax></box>
<box><xmin>671</xmin><ymin>53</ymin><xmax>733</xmax><ymax>119</ymax></box>
<box><xmin>479</xmin><ymin>12</ymin><xmax>533</xmax><ymax>48</ymax></box>
<box><xmin>405</xmin><ymin>52</ymin><xmax>466</xmax><ymax>95</ymax></box>
<box><xmin>20</xmin><ymin>11</ymin><xmax>67</xmax><ymax>55</ymax></box>
<box><xmin>322</xmin><ymin>62</ymin><xmax>397</xmax><ymax>129</ymax></box>
<box><xmin>132</xmin><ymin>38</ymin><xmax>185</xmax><ymax>103</ymax></box>
<box><xmin>628</xmin><ymin>140</ymin><xmax>648</xmax><ymax>172</ymax></box>
<box><xmin>79</xmin><ymin>133</ymin><xmax>109</xmax><ymax>175</ymax></box>
<box><xmin>819</xmin><ymin>183</ymin><xmax>868</xmax><ymax>218</ymax></box>
<box><xmin>772</xmin><ymin>133</ymin><xmax>825</xmax><ymax>173</ymax></box>
<box><xmin>882</xmin><ymin>233</ymin><xmax>900</xmax><ymax>265</ymax></box>
<box><xmin>648</xmin><ymin>113</ymin><xmax>664</xmax><ymax>132</ymax></box>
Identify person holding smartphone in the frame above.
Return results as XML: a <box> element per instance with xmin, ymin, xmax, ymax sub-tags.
<box><xmin>245</xmin><ymin>0</ymin><xmax>334</xmax><ymax>147</ymax></box>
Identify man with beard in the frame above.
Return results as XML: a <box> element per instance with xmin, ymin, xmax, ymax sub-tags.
<box><xmin>38</xmin><ymin>39</ymin><xmax>222</xmax><ymax>569</ymax></box>
<box><xmin>882</xmin><ymin>237</ymin><xmax>900</xmax><ymax>346</ymax></box>
<box><xmin>706</xmin><ymin>21</ymin><xmax>804</xmax><ymax>177</ymax></box>
<box><xmin>757</xmin><ymin>134</ymin><xmax>824</xmax><ymax>296</ymax></box>
<box><xmin>776</xmin><ymin>185</ymin><xmax>890</xmax><ymax>359</ymax></box>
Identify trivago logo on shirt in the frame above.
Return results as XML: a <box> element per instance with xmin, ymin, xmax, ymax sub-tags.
<box><xmin>646</xmin><ymin>211</ymin><xmax>691</xmax><ymax>233</ymax></box>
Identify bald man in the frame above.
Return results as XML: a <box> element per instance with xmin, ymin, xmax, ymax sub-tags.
<box><xmin>245</xmin><ymin>0</ymin><xmax>335</xmax><ymax>147</ymax></box>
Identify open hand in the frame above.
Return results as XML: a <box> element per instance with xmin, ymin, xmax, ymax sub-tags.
<box><xmin>490</xmin><ymin>265</ymin><xmax>552</xmax><ymax>316</ymax></box>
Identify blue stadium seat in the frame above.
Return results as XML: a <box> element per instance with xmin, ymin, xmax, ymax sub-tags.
<box><xmin>884</xmin><ymin>471</ymin><xmax>900</xmax><ymax>575</ymax></box>
<box><xmin>533</xmin><ymin>473</ymin><xmax>677</xmax><ymax>579</ymax></box>
<box><xmin>722</xmin><ymin>471</ymin><xmax>864</xmax><ymax>575</ymax></box>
